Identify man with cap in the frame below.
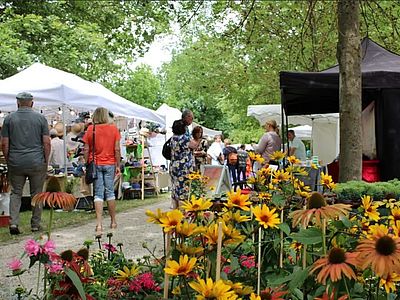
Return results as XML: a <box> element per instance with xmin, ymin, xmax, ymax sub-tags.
<box><xmin>1</xmin><ymin>92</ymin><xmax>50</xmax><ymax>235</ymax></box>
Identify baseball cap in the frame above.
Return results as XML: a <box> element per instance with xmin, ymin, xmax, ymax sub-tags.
<box><xmin>16</xmin><ymin>92</ymin><xmax>33</xmax><ymax>100</ymax></box>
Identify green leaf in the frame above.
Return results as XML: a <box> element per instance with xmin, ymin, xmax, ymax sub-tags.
<box><xmin>291</xmin><ymin>288</ymin><xmax>304</xmax><ymax>300</ymax></box>
<box><xmin>65</xmin><ymin>267</ymin><xmax>86</xmax><ymax>300</ymax></box>
<box><xmin>278</xmin><ymin>222</ymin><xmax>291</xmax><ymax>235</ymax></box>
<box><xmin>341</xmin><ymin>216</ymin><xmax>352</xmax><ymax>228</ymax></box>
<box><xmin>291</xmin><ymin>227</ymin><xmax>322</xmax><ymax>245</ymax></box>
<box><xmin>268</xmin><ymin>272</ymin><xmax>293</xmax><ymax>286</ymax></box>
<box><xmin>272</xmin><ymin>194</ymin><xmax>286</xmax><ymax>207</ymax></box>
<box><xmin>288</xmin><ymin>266</ymin><xmax>309</xmax><ymax>290</ymax></box>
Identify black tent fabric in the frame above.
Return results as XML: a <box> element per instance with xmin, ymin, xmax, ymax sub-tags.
<box><xmin>280</xmin><ymin>38</ymin><xmax>400</xmax><ymax>180</ymax></box>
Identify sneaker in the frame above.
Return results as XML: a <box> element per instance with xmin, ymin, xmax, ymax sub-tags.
<box><xmin>31</xmin><ymin>226</ymin><xmax>42</xmax><ymax>232</ymax></box>
<box><xmin>9</xmin><ymin>225</ymin><xmax>21</xmax><ymax>235</ymax></box>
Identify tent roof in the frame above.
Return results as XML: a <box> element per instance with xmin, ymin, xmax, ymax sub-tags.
<box><xmin>280</xmin><ymin>38</ymin><xmax>400</xmax><ymax>115</ymax></box>
<box><xmin>0</xmin><ymin>63</ymin><xmax>165</xmax><ymax>125</ymax></box>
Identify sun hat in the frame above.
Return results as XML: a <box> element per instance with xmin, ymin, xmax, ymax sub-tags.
<box><xmin>16</xmin><ymin>92</ymin><xmax>33</xmax><ymax>100</ymax></box>
<box><xmin>54</xmin><ymin>122</ymin><xmax>64</xmax><ymax>137</ymax></box>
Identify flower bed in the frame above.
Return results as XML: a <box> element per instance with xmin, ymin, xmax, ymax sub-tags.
<box><xmin>6</xmin><ymin>152</ymin><xmax>400</xmax><ymax>299</ymax></box>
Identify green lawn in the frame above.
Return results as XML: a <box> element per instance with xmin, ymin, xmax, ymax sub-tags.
<box><xmin>0</xmin><ymin>195</ymin><xmax>167</xmax><ymax>244</ymax></box>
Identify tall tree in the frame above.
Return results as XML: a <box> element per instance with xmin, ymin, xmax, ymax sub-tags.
<box><xmin>337</xmin><ymin>0</ymin><xmax>362</xmax><ymax>181</ymax></box>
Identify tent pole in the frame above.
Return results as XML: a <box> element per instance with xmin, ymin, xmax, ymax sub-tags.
<box><xmin>62</xmin><ymin>104</ymin><xmax>68</xmax><ymax>176</ymax></box>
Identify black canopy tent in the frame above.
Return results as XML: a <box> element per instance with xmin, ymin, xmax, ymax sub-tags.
<box><xmin>280</xmin><ymin>38</ymin><xmax>400</xmax><ymax>180</ymax></box>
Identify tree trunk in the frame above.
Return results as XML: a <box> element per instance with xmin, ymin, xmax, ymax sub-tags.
<box><xmin>337</xmin><ymin>0</ymin><xmax>362</xmax><ymax>182</ymax></box>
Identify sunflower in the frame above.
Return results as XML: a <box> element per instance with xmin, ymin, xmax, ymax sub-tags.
<box><xmin>204</xmin><ymin>224</ymin><xmax>224</xmax><ymax>245</ymax></box>
<box><xmin>287</xmin><ymin>155</ymin><xmax>301</xmax><ymax>165</ymax></box>
<box><xmin>269</xmin><ymin>151</ymin><xmax>285</xmax><ymax>161</ymax></box>
<box><xmin>310</xmin><ymin>247</ymin><xmax>358</xmax><ymax>284</ymax></box>
<box><xmin>320</xmin><ymin>172</ymin><xmax>336</xmax><ymax>190</ymax></box>
<box><xmin>181</xmin><ymin>195</ymin><xmax>213</xmax><ymax>212</ymax></box>
<box><xmin>221</xmin><ymin>210</ymin><xmax>251</xmax><ymax>223</ymax></box>
<box><xmin>176</xmin><ymin>221</ymin><xmax>204</xmax><ymax>237</ymax></box>
<box><xmin>164</xmin><ymin>255</ymin><xmax>197</xmax><ymax>276</ymax></box>
<box><xmin>248</xmin><ymin>151</ymin><xmax>265</xmax><ymax>164</ymax></box>
<box><xmin>116</xmin><ymin>265</ymin><xmax>140</xmax><ymax>281</ymax></box>
<box><xmin>189</xmin><ymin>278</ymin><xmax>238</xmax><ymax>300</ymax></box>
<box><xmin>389</xmin><ymin>207</ymin><xmax>400</xmax><ymax>227</ymax></box>
<box><xmin>31</xmin><ymin>177</ymin><xmax>76</xmax><ymax>210</ymax></box>
<box><xmin>252</xmin><ymin>204</ymin><xmax>280</xmax><ymax>229</ymax></box>
<box><xmin>225</xmin><ymin>189</ymin><xmax>252</xmax><ymax>211</ymax></box>
<box><xmin>222</xmin><ymin>223</ymin><xmax>245</xmax><ymax>245</ymax></box>
<box><xmin>159</xmin><ymin>209</ymin><xmax>184</xmax><ymax>233</ymax></box>
<box><xmin>224</xmin><ymin>281</ymin><xmax>253</xmax><ymax>296</ymax></box>
<box><xmin>145</xmin><ymin>208</ymin><xmax>166</xmax><ymax>224</ymax></box>
<box><xmin>379</xmin><ymin>273</ymin><xmax>400</xmax><ymax>293</ymax></box>
<box><xmin>176</xmin><ymin>244</ymin><xmax>204</xmax><ymax>256</ymax></box>
<box><xmin>357</xmin><ymin>226</ymin><xmax>400</xmax><ymax>278</ymax></box>
<box><xmin>271</xmin><ymin>170</ymin><xmax>291</xmax><ymax>184</ymax></box>
<box><xmin>361</xmin><ymin>195</ymin><xmax>380</xmax><ymax>222</ymax></box>
<box><xmin>291</xmin><ymin>192</ymin><xmax>351</xmax><ymax>228</ymax></box>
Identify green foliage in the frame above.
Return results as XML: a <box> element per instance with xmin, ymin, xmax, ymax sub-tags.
<box><xmin>290</xmin><ymin>227</ymin><xmax>322</xmax><ymax>245</ymax></box>
<box><xmin>335</xmin><ymin>179</ymin><xmax>400</xmax><ymax>202</ymax></box>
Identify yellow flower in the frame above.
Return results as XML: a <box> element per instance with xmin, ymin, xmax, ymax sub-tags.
<box><xmin>258</xmin><ymin>192</ymin><xmax>272</xmax><ymax>202</ymax></box>
<box><xmin>116</xmin><ymin>265</ymin><xmax>140</xmax><ymax>281</ymax></box>
<box><xmin>250</xmin><ymin>293</ymin><xmax>261</xmax><ymax>300</ymax></box>
<box><xmin>222</xmin><ymin>210</ymin><xmax>251</xmax><ymax>223</ymax></box>
<box><xmin>269</xmin><ymin>150</ymin><xmax>285</xmax><ymax>161</ymax></box>
<box><xmin>210</xmin><ymin>186</ymin><xmax>216</xmax><ymax>191</ymax></box>
<box><xmin>172</xmin><ymin>286</ymin><xmax>181</xmax><ymax>295</ymax></box>
<box><xmin>290</xmin><ymin>242</ymin><xmax>303</xmax><ymax>252</ymax></box>
<box><xmin>204</xmin><ymin>224</ymin><xmax>223</xmax><ymax>245</ymax></box>
<box><xmin>176</xmin><ymin>244</ymin><xmax>204</xmax><ymax>256</ymax></box>
<box><xmin>389</xmin><ymin>207</ymin><xmax>400</xmax><ymax>227</ymax></box>
<box><xmin>249</xmin><ymin>151</ymin><xmax>265</xmax><ymax>164</ymax></box>
<box><xmin>159</xmin><ymin>209</ymin><xmax>184</xmax><ymax>233</ymax></box>
<box><xmin>145</xmin><ymin>208</ymin><xmax>166</xmax><ymax>224</ymax></box>
<box><xmin>223</xmin><ymin>223</ymin><xmax>245</xmax><ymax>245</ymax></box>
<box><xmin>287</xmin><ymin>155</ymin><xmax>301</xmax><ymax>165</ymax></box>
<box><xmin>164</xmin><ymin>255</ymin><xmax>197</xmax><ymax>276</ymax></box>
<box><xmin>189</xmin><ymin>278</ymin><xmax>238</xmax><ymax>300</ymax></box>
<box><xmin>225</xmin><ymin>189</ymin><xmax>252</xmax><ymax>211</ymax></box>
<box><xmin>224</xmin><ymin>280</ymin><xmax>253</xmax><ymax>296</ymax></box>
<box><xmin>361</xmin><ymin>195</ymin><xmax>380</xmax><ymax>222</ymax></box>
<box><xmin>376</xmin><ymin>198</ymin><xmax>398</xmax><ymax>209</ymax></box>
<box><xmin>188</xmin><ymin>172</ymin><xmax>201</xmax><ymax>180</ymax></box>
<box><xmin>380</xmin><ymin>273</ymin><xmax>400</xmax><ymax>293</ymax></box>
<box><xmin>176</xmin><ymin>221</ymin><xmax>203</xmax><ymax>237</ymax></box>
<box><xmin>271</xmin><ymin>170</ymin><xmax>291</xmax><ymax>184</ymax></box>
<box><xmin>368</xmin><ymin>224</ymin><xmax>389</xmax><ymax>238</ymax></box>
<box><xmin>181</xmin><ymin>195</ymin><xmax>213</xmax><ymax>212</ymax></box>
<box><xmin>311</xmin><ymin>163</ymin><xmax>318</xmax><ymax>170</ymax></box>
<box><xmin>320</xmin><ymin>172</ymin><xmax>336</xmax><ymax>190</ymax></box>
<box><xmin>253</xmin><ymin>204</ymin><xmax>281</xmax><ymax>229</ymax></box>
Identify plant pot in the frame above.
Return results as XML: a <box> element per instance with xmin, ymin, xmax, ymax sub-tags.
<box><xmin>0</xmin><ymin>215</ymin><xmax>10</xmax><ymax>227</ymax></box>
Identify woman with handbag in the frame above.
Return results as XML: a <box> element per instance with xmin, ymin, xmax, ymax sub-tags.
<box><xmin>83</xmin><ymin>107</ymin><xmax>121</xmax><ymax>236</ymax></box>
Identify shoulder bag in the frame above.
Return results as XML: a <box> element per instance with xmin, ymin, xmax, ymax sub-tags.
<box><xmin>85</xmin><ymin>124</ymin><xmax>98</xmax><ymax>184</ymax></box>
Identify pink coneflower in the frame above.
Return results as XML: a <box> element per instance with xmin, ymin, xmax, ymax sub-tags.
<box><xmin>7</xmin><ymin>258</ymin><xmax>23</xmax><ymax>271</ymax></box>
<box><xmin>46</xmin><ymin>262</ymin><xmax>63</xmax><ymax>274</ymax></box>
<box><xmin>43</xmin><ymin>240</ymin><xmax>56</xmax><ymax>255</ymax></box>
<box><xmin>24</xmin><ymin>239</ymin><xmax>41</xmax><ymax>256</ymax></box>
<box><xmin>103</xmin><ymin>243</ymin><xmax>117</xmax><ymax>253</ymax></box>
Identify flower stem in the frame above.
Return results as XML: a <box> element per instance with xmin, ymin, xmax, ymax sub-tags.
<box><xmin>344</xmin><ymin>277</ymin><xmax>352</xmax><ymax>300</ymax></box>
<box><xmin>279</xmin><ymin>209</ymin><xmax>284</xmax><ymax>268</ymax></box>
<box><xmin>36</xmin><ymin>261</ymin><xmax>41</xmax><ymax>296</ymax></box>
<box><xmin>322</xmin><ymin>218</ymin><xmax>327</xmax><ymax>255</ymax></box>
<box><xmin>47</xmin><ymin>208</ymin><xmax>54</xmax><ymax>240</ymax></box>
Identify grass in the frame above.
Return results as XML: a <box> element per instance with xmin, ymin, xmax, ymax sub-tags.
<box><xmin>0</xmin><ymin>195</ymin><xmax>168</xmax><ymax>244</ymax></box>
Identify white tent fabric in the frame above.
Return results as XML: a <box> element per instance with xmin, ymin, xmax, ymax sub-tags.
<box><xmin>0</xmin><ymin>63</ymin><xmax>165</xmax><ymax>125</ymax></box>
<box><xmin>247</xmin><ymin>104</ymin><xmax>339</xmax><ymax>164</ymax></box>
<box><xmin>290</xmin><ymin>125</ymin><xmax>312</xmax><ymax>140</ymax></box>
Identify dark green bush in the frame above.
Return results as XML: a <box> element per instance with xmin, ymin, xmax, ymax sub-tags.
<box><xmin>334</xmin><ymin>179</ymin><xmax>400</xmax><ymax>202</ymax></box>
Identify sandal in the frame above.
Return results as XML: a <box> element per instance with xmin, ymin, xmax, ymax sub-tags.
<box><xmin>110</xmin><ymin>223</ymin><xmax>117</xmax><ymax>229</ymax></box>
<box><xmin>95</xmin><ymin>225</ymin><xmax>103</xmax><ymax>237</ymax></box>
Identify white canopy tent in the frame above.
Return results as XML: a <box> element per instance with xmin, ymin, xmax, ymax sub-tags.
<box><xmin>247</xmin><ymin>104</ymin><xmax>339</xmax><ymax>165</ymax></box>
<box><xmin>290</xmin><ymin>125</ymin><xmax>312</xmax><ymax>140</ymax></box>
<box><xmin>0</xmin><ymin>63</ymin><xmax>166</xmax><ymax>125</ymax></box>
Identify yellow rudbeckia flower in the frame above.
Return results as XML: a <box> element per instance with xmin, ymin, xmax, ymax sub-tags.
<box><xmin>189</xmin><ymin>278</ymin><xmax>238</xmax><ymax>300</ymax></box>
<box><xmin>225</xmin><ymin>189</ymin><xmax>251</xmax><ymax>211</ymax></box>
<box><xmin>253</xmin><ymin>204</ymin><xmax>280</xmax><ymax>229</ymax></box>
<box><xmin>159</xmin><ymin>209</ymin><xmax>184</xmax><ymax>232</ymax></box>
<box><xmin>116</xmin><ymin>265</ymin><xmax>140</xmax><ymax>281</ymax></box>
<box><xmin>164</xmin><ymin>255</ymin><xmax>197</xmax><ymax>276</ymax></box>
<box><xmin>181</xmin><ymin>195</ymin><xmax>213</xmax><ymax>212</ymax></box>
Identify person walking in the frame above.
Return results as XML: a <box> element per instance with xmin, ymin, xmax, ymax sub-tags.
<box><xmin>169</xmin><ymin>119</ymin><xmax>198</xmax><ymax>209</ymax></box>
<box><xmin>253</xmin><ymin>120</ymin><xmax>282</xmax><ymax>165</ymax></box>
<box><xmin>1</xmin><ymin>92</ymin><xmax>50</xmax><ymax>235</ymax></box>
<box><xmin>192</xmin><ymin>126</ymin><xmax>208</xmax><ymax>171</ymax></box>
<box><xmin>237</xmin><ymin>144</ymin><xmax>249</xmax><ymax>189</ymax></box>
<box><xmin>83</xmin><ymin>107</ymin><xmax>121</xmax><ymax>236</ymax></box>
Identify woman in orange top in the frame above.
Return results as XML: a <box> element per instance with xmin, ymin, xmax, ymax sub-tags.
<box><xmin>83</xmin><ymin>107</ymin><xmax>121</xmax><ymax>236</ymax></box>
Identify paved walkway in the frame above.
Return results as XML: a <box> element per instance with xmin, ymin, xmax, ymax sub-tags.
<box><xmin>0</xmin><ymin>199</ymin><xmax>170</xmax><ymax>299</ymax></box>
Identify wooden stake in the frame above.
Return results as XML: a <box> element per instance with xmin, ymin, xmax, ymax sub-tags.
<box><xmin>216</xmin><ymin>222</ymin><xmax>223</xmax><ymax>281</ymax></box>
<box><xmin>257</xmin><ymin>226</ymin><xmax>262</xmax><ymax>295</ymax></box>
<box><xmin>279</xmin><ymin>209</ymin><xmax>284</xmax><ymax>268</ymax></box>
<box><xmin>302</xmin><ymin>205</ymin><xmax>307</xmax><ymax>269</ymax></box>
<box><xmin>141</xmin><ymin>135</ymin><xmax>145</xmax><ymax>201</ymax></box>
<box><xmin>163</xmin><ymin>233</ymin><xmax>171</xmax><ymax>299</ymax></box>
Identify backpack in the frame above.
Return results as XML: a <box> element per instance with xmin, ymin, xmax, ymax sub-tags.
<box><xmin>228</xmin><ymin>152</ymin><xmax>238</xmax><ymax>165</ymax></box>
<box><xmin>162</xmin><ymin>138</ymin><xmax>172</xmax><ymax>160</ymax></box>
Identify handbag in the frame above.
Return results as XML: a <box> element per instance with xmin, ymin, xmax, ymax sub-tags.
<box><xmin>85</xmin><ymin>124</ymin><xmax>98</xmax><ymax>184</ymax></box>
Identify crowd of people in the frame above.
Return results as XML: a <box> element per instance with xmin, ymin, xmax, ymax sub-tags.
<box><xmin>2</xmin><ymin>92</ymin><xmax>121</xmax><ymax>237</ymax></box>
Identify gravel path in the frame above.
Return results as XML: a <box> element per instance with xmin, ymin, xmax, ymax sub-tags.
<box><xmin>0</xmin><ymin>198</ymin><xmax>170</xmax><ymax>299</ymax></box>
